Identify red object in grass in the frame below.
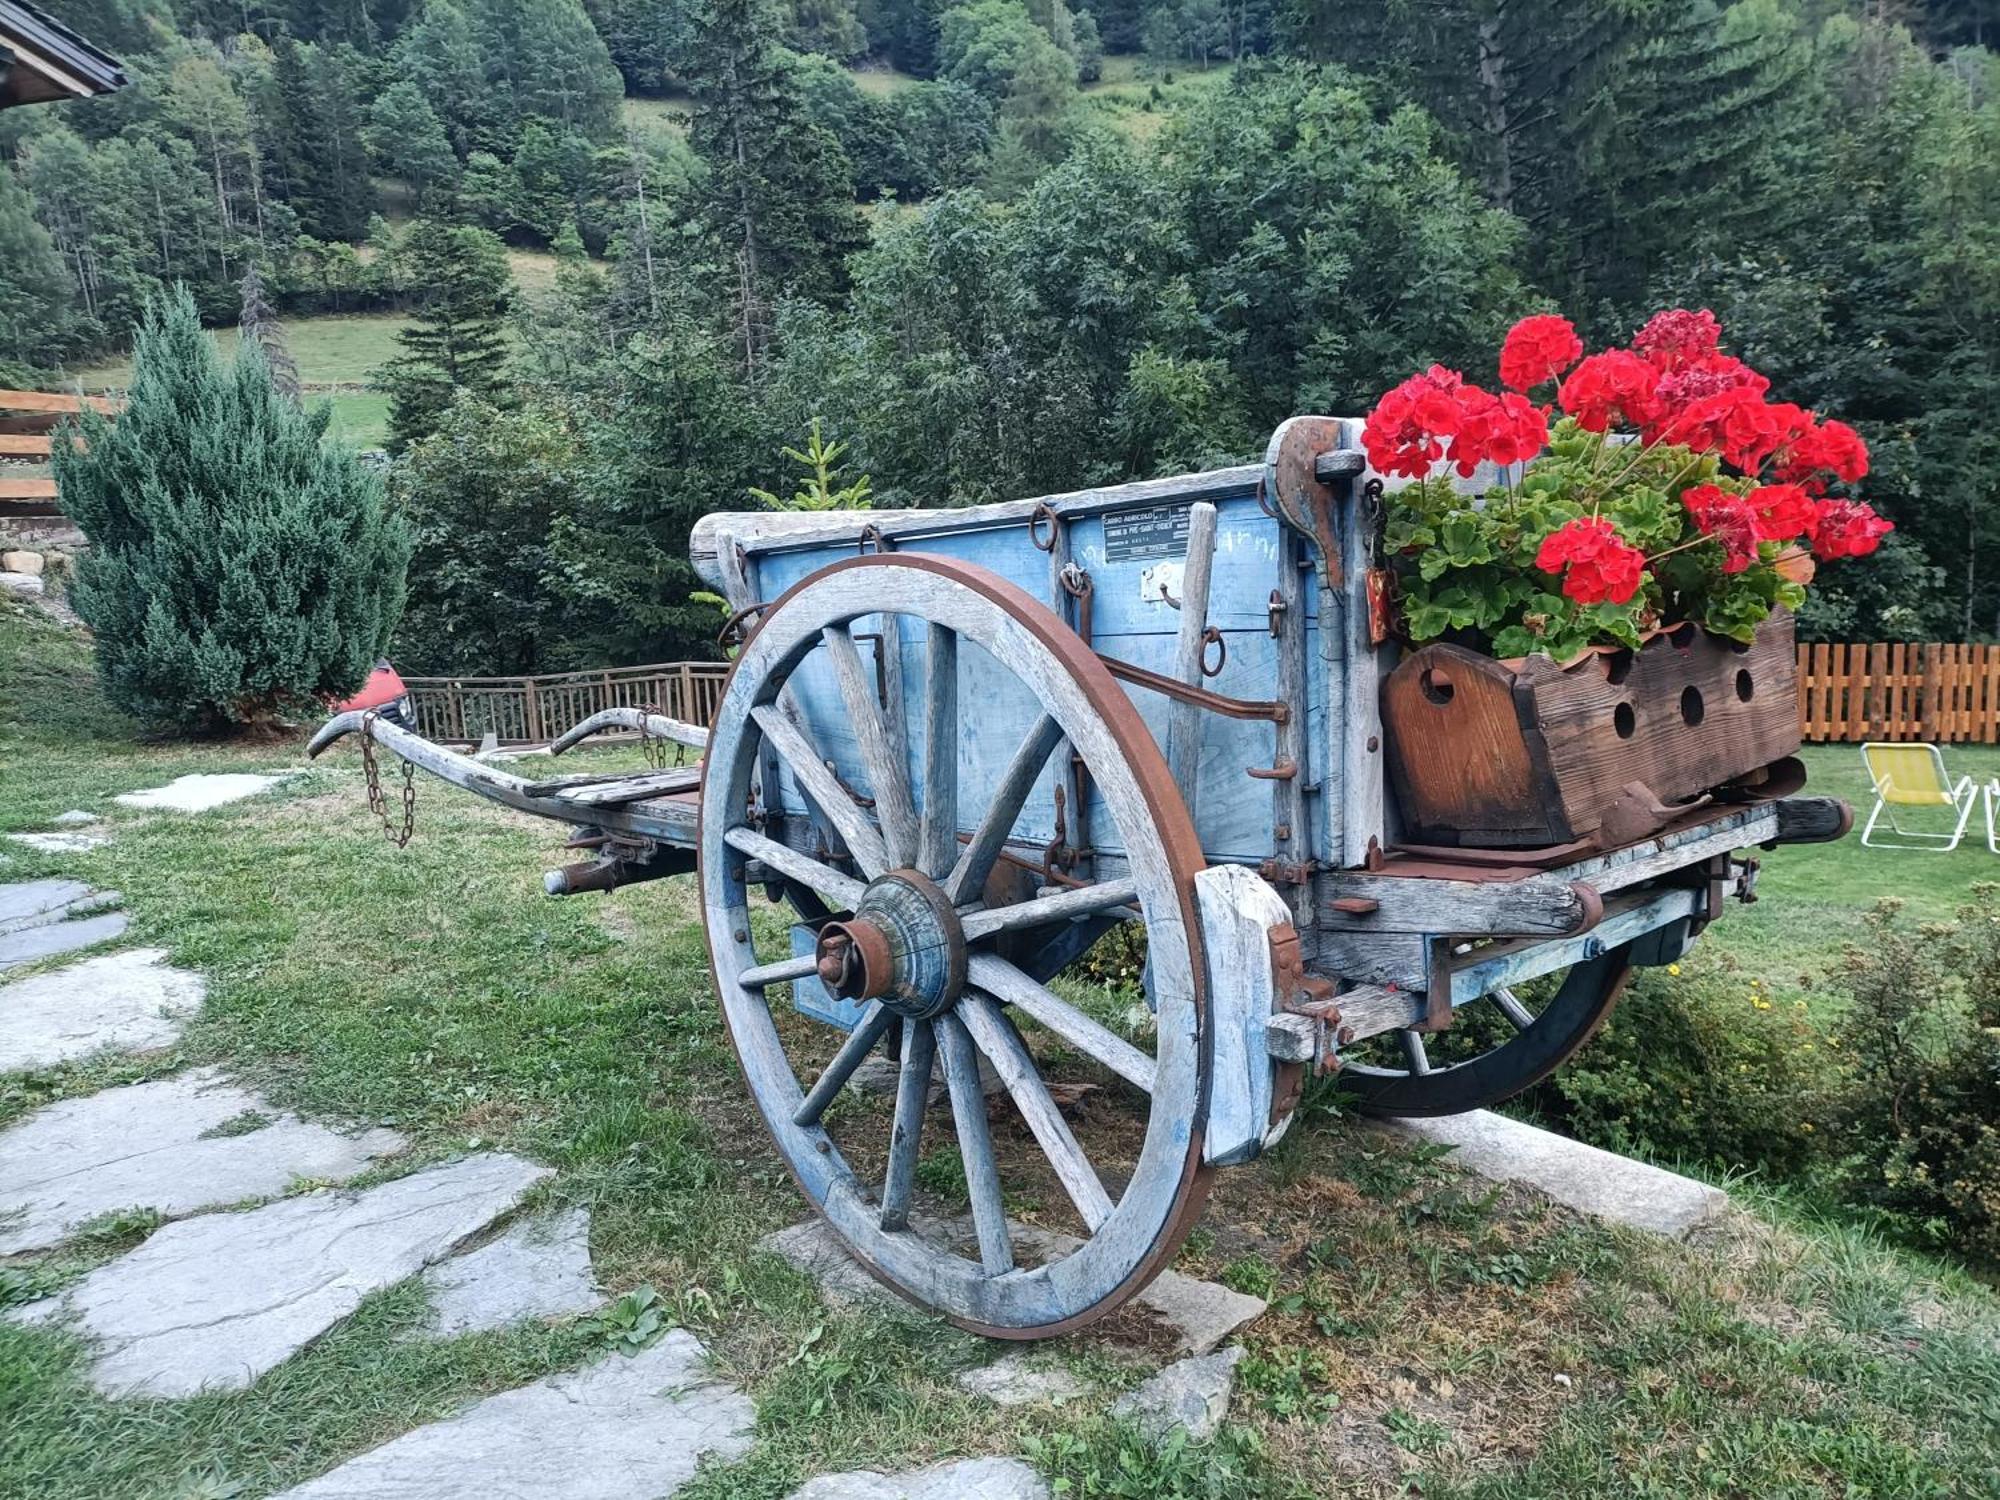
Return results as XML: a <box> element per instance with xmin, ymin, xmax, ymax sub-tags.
<box><xmin>331</xmin><ymin>660</ymin><xmax>409</xmax><ymax>714</ymax></box>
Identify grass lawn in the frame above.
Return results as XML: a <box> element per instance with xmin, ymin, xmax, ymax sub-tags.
<box><xmin>1699</xmin><ymin>742</ymin><xmax>2000</xmax><ymax>988</ymax></box>
<box><xmin>2</xmin><ymin>599</ymin><xmax>1996</xmax><ymax>1498</ymax></box>
<box><xmin>1083</xmin><ymin>56</ymin><xmax>1236</xmax><ymax>142</ymax></box>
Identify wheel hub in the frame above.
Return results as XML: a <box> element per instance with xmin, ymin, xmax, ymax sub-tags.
<box><xmin>812</xmin><ymin>869</ymin><xmax>968</xmax><ymax>1020</ymax></box>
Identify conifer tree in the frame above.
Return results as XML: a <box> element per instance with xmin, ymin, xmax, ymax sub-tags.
<box><xmin>58</xmin><ymin>287</ymin><xmax>409</xmax><ymax>734</ymax></box>
<box><xmin>685</xmin><ymin>0</ymin><xmax>869</xmax><ymax>380</ymax></box>
<box><xmin>380</xmin><ymin>219</ymin><xmax>515</xmax><ymax>451</ymax></box>
<box><xmin>237</xmin><ymin>263</ymin><xmax>301</xmax><ymax>403</ymax></box>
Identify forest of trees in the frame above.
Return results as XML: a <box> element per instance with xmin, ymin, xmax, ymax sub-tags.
<box><xmin>3</xmin><ymin>0</ymin><xmax>1996</xmax><ymax>671</ymax></box>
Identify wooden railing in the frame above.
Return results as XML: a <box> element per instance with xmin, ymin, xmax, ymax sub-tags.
<box><xmin>0</xmin><ymin>389</ymin><xmax>119</xmax><ymax>518</ymax></box>
<box><xmin>401</xmin><ymin>661</ymin><xmax>731</xmax><ymax>746</ymax></box>
<box><xmin>1797</xmin><ymin>642</ymin><xmax>2000</xmax><ymax>744</ymax></box>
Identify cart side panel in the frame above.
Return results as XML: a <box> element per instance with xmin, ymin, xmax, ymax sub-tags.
<box><xmin>740</xmin><ymin>478</ymin><xmax>1325</xmax><ymax>868</ymax></box>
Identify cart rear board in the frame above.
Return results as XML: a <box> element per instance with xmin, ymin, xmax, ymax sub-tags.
<box><xmin>312</xmin><ymin>417</ymin><xmax>1847</xmax><ymax>1336</ymax></box>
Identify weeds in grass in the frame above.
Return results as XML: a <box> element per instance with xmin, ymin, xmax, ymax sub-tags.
<box><xmin>581</xmin><ymin>1285</ymin><xmax>672</xmax><ymax>1355</ymax></box>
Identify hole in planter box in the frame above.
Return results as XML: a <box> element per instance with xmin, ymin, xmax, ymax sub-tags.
<box><xmin>1669</xmin><ymin>623</ymin><xmax>1698</xmax><ymax>650</ymax></box>
<box><xmin>1736</xmin><ymin>669</ymin><xmax>1754</xmax><ymax>702</ymax></box>
<box><xmin>1601</xmin><ymin>649</ymin><xmax>1634</xmax><ymax>685</ymax></box>
<box><xmin>1421</xmin><ymin>668</ymin><xmax>1455</xmax><ymax>706</ymax></box>
<box><xmin>1614</xmin><ymin>702</ymin><xmax>1636</xmax><ymax>738</ymax></box>
<box><xmin>1681</xmin><ymin>686</ymin><xmax>1706</xmax><ymax>726</ymax></box>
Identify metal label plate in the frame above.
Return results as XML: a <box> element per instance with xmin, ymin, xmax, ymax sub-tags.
<box><xmin>1102</xmin><ymin>504</ymin><xmax>1190</xmax><ymax>562</ymax></box>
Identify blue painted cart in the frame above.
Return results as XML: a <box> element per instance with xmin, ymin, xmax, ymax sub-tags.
<box><xmin>313</xmin><ymin>418</ymin><xmax>1846</xmax><ymax>1337</ymax></box>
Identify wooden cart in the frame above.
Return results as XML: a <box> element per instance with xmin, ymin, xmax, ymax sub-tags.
<box><xmin>311</xmin><ymin>417</ymin><xmax>1847</xmax><ymax>1338</ymax></box>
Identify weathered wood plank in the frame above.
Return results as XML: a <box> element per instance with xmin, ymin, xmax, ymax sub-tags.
<box><xmin>959</xmin><ymin>878</ymin><xmax>1138</xmax><ymax>942</ymax></box>
<box><xmin>1314</xmin><ymin>871</ymin><xmax>1599</xmax><ymax>936</ymax></box>
<box><xmin>1194</xmin><ymin>864</ymin><xmax>1292</xmax><ymax>1166</ymax></box>
<box><xmin>880</xmin><ymin>1018</ymin><xmax>935</xmax><ymax>1230</ymax></box>
<box><xmin>937</xmin><ymin>1013</ymin><xmax>1014</xmax><ymax>1274</ymax></box>
<box><xmin>944</xmin><ymin>714</ymin><xmax>1063</xmax><ymax>905</ymax></box>
<box><xmin>960</xmin><ymin>996</ymin><xmax>1113</xmax><ymax>1230</ymax></box>
<box><xmin>968</xmin><ymin>952</ymin><xmax>1156</xmax><ymax>1092</ymax></box>
<box><xmin>1165</xmin><ymin>502</ymin><xmax>1218</xmax><ymax>815</ymax></box>
<box><xmin>721</xmin><ymin>825</ymin><xmax>867</xmax><ymax>910</ymax></box>
<box><xmin>751</xmin><ymin>702</ymin><xmax>890</xmax><ymax>877</ymax></box>
<box><xmin>920</xmin><ymin>624</ymin><xmax>959</xmax><ymax>880</ymax></box>
<box><xmin>690</xmin><ymin>465</ymin><xmax>1266</xmax><ymax>592</ymax></box>
<box><xmin>0</xmin><ymin>389</ymin><xmax>119</xmax><ymax>416</ymax></box>
<box><xmin>823</xmin><ymin>623</ymin><xmax>919</xmax><ymax>870</ymax></box>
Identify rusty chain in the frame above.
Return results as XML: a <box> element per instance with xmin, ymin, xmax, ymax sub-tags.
<box><xmin>357</xmin><ymin>710</ymin><xmax>415</xmax><ymax>848</ymax></box>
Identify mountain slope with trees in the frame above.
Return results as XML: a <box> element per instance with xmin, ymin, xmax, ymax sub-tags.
<box><xmin>4</xmin><ymin>0</ymin><xmax>1996</xmax><ymax>657</ymax></box>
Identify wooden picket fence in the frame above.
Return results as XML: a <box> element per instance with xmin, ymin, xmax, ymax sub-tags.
<box><xmin>401</xmin><ymin>661</ymin><xmax>731</xmax><ymax>746</ymax></box>
<box><xmin>1797</xmin><ymin>642</ymin><xmax>2000</xmax><ymax>744</ymax></box>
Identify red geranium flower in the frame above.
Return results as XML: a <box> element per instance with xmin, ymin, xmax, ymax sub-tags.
<box><xmin>1362</xmin><ymin>364</ymin><xmax>1469</xmax><ymax>478</ymax></box>
<box><xmin>1646</xmin><ymin>354</ymin><xmax>1770</xmax><ymax>442</ymax></box>
<box><xmin>1810</xmin><ymin>499</ymin><xmax>1893</xmax><ymax>560</ymax></box>
<box><xmin>1666</xmin><ymin>390</ymin><xmax>1810</xmax><ymax>472</ymax></box>
<box><xmin>1775</xmin><ymin>417</ymin><xmax>1869</xmax><ymax>493</ymax></box>
<box><xmin>1535</xmin><ymin>516</ymin><xmax>1648</xmax><ymax>605</ymax></box>
<box><xmin>1499</xmin><ymin>314</ymin><xmax>1584</xmax><ymax>393</ymax></box>
<box><xmin>1632</xmin><ymin>308</ymin><xmax>1723</xmax><ymax>368</ymax></box>
<box><xmin>1746</xmin><ymin>483</ymin><xmax>1817</xmax><ymax>543</ymax></box>
<box><xmin>1683</xmin><ymin>484</ymin><xmax>1761</xmax><ymax>573</ymax></box>
<box><xmin>1450</xmin><ymin>387</ymin><xmax>1549</xmax><ymax>474</ymax></box>
<box><xmin>1558</xmin><ymin>350</ymin><xmax>1663</xmax><ymax>433</ymax></box>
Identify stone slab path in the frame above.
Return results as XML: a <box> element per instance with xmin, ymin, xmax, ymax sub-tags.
<box><xmin>1383</xmin><ymin>1110</ymin><xmax>1729</xmax><ymax>1238</ymax></box>
<box><xmin>8</xmin><ymin>830</ymin><xmax>112</xmax><ymax>854</ymax></box>
<box><xmin>0</xmin><ymin>1066</ymin><xmax>406</xmax><ymax>1254</ymax></box>
<box><xmin>0</xmin><ymin>879</ymin><xmax>127</xmax><ymax>971</ymax></box>
<box><xmin>761</xmin><ymin>1218</ymin><xmax>1265</xmax><ymax>1355</ymax></box>
<box><xmin>0</xmin><ymin>947</ymin><xmax>203</xmax><ymax>1072</ymax></box>
<box><xmin>269</xmin><ymin>1330</ymin><xmax>754</xmax><ymax>1499</ymax></box>
<box><xmin>786</xmin><ymin>1457</ymin><xmax>1050</xmax><ymax>1500</ymax></box>
<box><xmin>114</xmin><ymin>772</ymin><xmax>295</xmax><ymax>814</ymax></box>
<box><xmin>12</xmin><ymin>1153</ymin><xmax>551</xmax><ymax>1397</ymax></box>
<box><xmin>418</xmin><ymin>1205</ymin><xmax>601</xmax><ymax>1336</ymax></box>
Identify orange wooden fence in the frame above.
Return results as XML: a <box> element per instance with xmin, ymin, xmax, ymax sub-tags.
<box><xmin>1797</xmin><ymin>642</ymin><xmax>2000</xmax><ymax>744</ymax></box>
<box><xmin>400</xmin><ymin>661</ymin><xmax>731</xmax><ymax>746</ymax></box>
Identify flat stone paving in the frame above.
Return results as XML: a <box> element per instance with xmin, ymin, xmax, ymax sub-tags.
<box><xmin>419</xmin><ymin>1205</ymin><xmax>601</xmax><ymax>1336</ymax></box>
<box><xmin>1383</xmin><ymin>1109</ymin><xmax>1729</xmax><ymax>1238</ymax></box>
<box><xmin>0</xmin><ymin>879</ymin><xmax>127</xmax><ymax>971</ymax></box>
<box><xmin>0</xmin><ymin>947</ymin><xmax>203</xmax><ymax>1072</ymax></box>
<box><xmin>0</xmin><ymin>1066</ymin><xmax>406</xmax><ymax>1255</ymax></box>
<box><xmin>269</xmin><ymin>1330</ymin><xmax>754</xmax><ymax>1499</ymax></box>
<box><xmin>13</xmin><ymin>1153</ymin><xmax>551</xmax><ymax>1397</ymax></box>
<box><xmin>114</xmin><ymin>772</ymin><xmax>295</xmax><ymax>814</ymax></box>
<box><xmin>786</xmin><ymin>1457</ymin><xmax>1050</xmax><ymax>1500</ymax></box>
<box><xmin>7</xmin><ymin>830</ymin><xmax>112</xmax><ymax>854</ymax></box>
<box><xmin>760</xmin><ymin>1218</ymin><xmax>1265</xmax><ymax>1355</ymax></box>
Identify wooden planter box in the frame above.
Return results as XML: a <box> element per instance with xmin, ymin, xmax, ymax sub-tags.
<box><xmin>1381</xmin><ymin>613</ymin><xmax>1802</xmax><ymax>850</ymax></box>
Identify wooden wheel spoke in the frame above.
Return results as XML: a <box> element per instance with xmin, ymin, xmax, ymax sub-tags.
<box><xmin>735</xmin><ymin>953</ymin><xmax>822</xmax><ymax>990</ymax></box>
<box><xmin>944</xmin><ymin>714</ymin><xmax>1063</xmax><ymax>906</ymax></box>
<box><xmin>920</xmin><ymin>624</ymin><xmax>959</xmax><ymax>881</ymax></box>
<box><xmin>880</xmin><ymin>1019</ymin><xmax>935</xmax><ymax>1231</ymax></box>
<box><xmin>960</xmin><ymin>878</ymin><xmax>1138</xmax><ymax>943</ymax></box>
<box><xmin>1490</xmin><ymin>986</ymin><xmax>1534</xmax><ymax>1031</ymax></box>
<box><xmin>960</xmin><ymin>996</ymin><xmax>1114</xmax><ymax>1232</ymax></box>
<box><xmin>937</xmin><ymin>1012</ymin><xmax>1014</xmax><ymax>1275</ymax></box>
<box><xmin>793</xmin><ymin>1002</ymin><xmax>895</xmax><ymax>1127</ymax></box>
<box><xmin>1399</xmin><ymin>1030</ymin><xmax>1432</xmax><ymax>1076</ymax></box>
<box><xmin>722</xmin><ymin>825</ymin><xmax>867</xmax><ymax>910</ymax></box>
<box><xmin>751</xmin><ymin>703</ymin><xmax>890</xmax><ymax>876</ymax></box>
<box><xmin>968</xmin><ymin>953</ymin><xmax>1156</xmax><ymax>1094</ymax></box>
<box><xmin>822</xmin><ymin>624</ymin><xmax>919</xmax><ymax>871</ymax></box>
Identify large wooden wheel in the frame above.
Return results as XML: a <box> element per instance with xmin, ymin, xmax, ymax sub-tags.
<box><xmin>699</xmin><ymin>554</ymin><xmax>1213</xmax><ymax>1337</ymax></box>
<box><xmin>1336</xmin><ymin>947</ymin><xmax>1633</xmax><ymax>1118</ymax></box>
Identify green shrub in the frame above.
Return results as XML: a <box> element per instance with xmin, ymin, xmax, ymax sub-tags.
<box><xmin>1830</xmin><ymin>888</ymin><xmax>2000</xmax><ymax>1260</ymax></box>
<box><xmin>1533</xmin><ymin>960</ymin><xmax>1844</xmax><ymax>1178</ymax></box>
<box><xmin>58</xmin><ymin>286</ymin><xmax>408</xmax><ymax>733</ymax></box>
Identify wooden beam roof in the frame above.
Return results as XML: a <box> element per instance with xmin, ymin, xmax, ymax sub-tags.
<box><xmin>0</xmin><ymin>0</ymin><xmax>125</xmax><ymax>110</ymax></box>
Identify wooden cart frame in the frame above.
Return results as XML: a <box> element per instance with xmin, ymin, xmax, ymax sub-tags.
<box><xmin>313</xmin><ymin>418</ymin><xmax>1847</xmax><ymax>1336</ymax></box>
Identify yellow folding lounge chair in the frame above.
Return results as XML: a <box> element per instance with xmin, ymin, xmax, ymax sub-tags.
<box><xmin>1859</xmin><ymin>742</ymin><xmax>1992</xmax><ymax>852</ymax></box>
